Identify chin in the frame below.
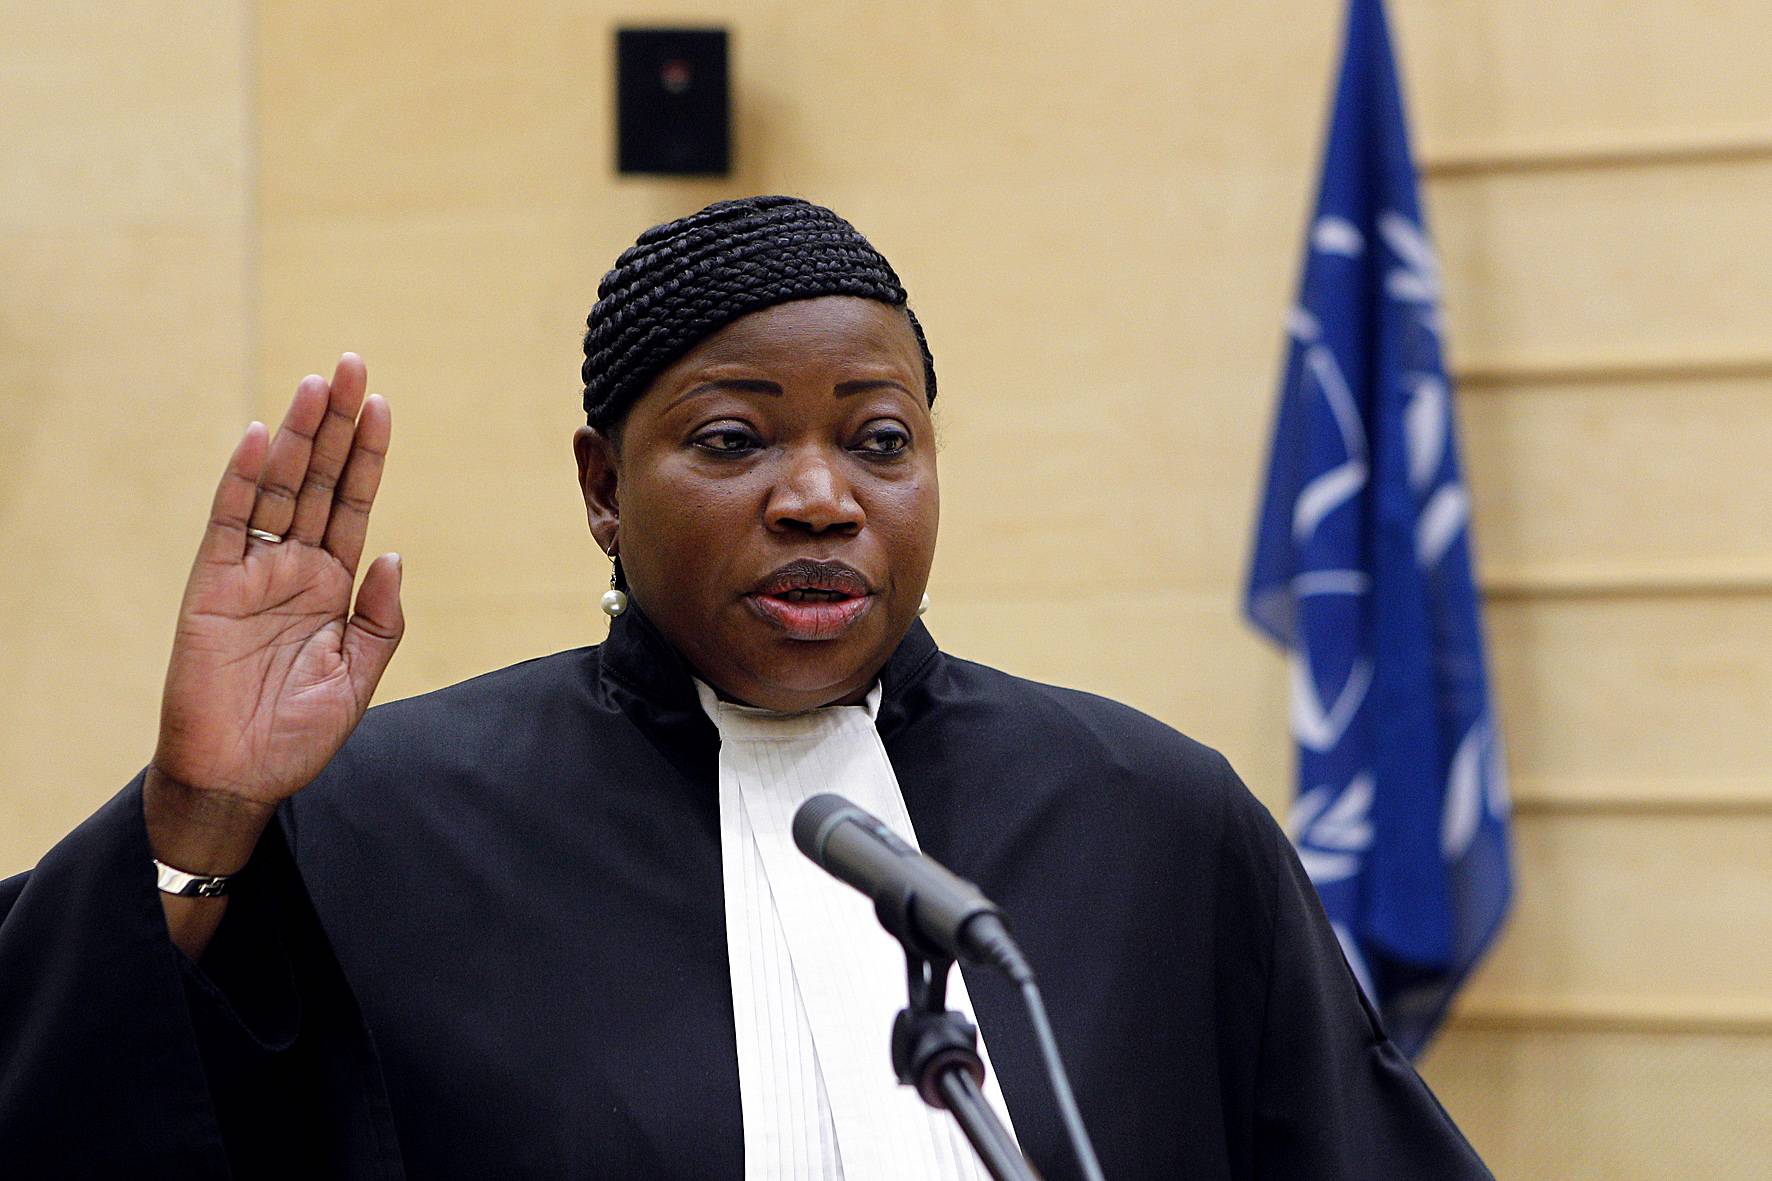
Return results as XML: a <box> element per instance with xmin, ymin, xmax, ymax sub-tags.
<box><xmin>683</xmin><ymin>599</ymin><xmax>913</xmax><ymax>711</ymax></box>
<box><xmin>740</xmin><ymin>659</ymin><xmax>872</xmax><ymax>711</ymax></box>
<box><xmin>738</xmin><ymin>633</ymin><xmax>896</xmax><ymax>710</ymax></box>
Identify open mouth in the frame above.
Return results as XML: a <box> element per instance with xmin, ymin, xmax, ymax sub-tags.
<box><xmin>747</xmin><ymin>559</ymin><xmax>877</xmax><ymax>640</ymax></box>
<box><xmin>772</xmin><ymin>588</ymin><xmax>854</xmax><ymax>603</ymax></box>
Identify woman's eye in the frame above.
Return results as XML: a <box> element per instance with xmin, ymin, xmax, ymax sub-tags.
<box><xmin>691</xmin><ymin>426</ymin><xmax>760</xmax><ymax>454</ymax></box>
<box><xmin>856</xmin><ymin>425</ymin><xmax>910</xmax><ymax>456</ymax></box>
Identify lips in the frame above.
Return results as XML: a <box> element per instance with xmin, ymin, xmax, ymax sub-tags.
<box><xmin>747</xmin><ymin>558</ymin><xmax>877</xmax><ymax>641</ymax></box>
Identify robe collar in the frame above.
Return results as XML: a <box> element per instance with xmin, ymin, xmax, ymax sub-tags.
<box><xmin>595</xmin><ymin>603</ymin><xmax>941</xmax><ymax>740</ymax></box>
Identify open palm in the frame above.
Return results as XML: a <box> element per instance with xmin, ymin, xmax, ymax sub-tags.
<box><xmin>154</xmin><ymin>354</ymin><xmax>403</xmax><ymax>810</ymax></box>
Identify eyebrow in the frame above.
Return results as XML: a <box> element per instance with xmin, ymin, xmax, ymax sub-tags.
<box><xmin>834</xmin><ymin>379</ymin><xmax>914</xmax><ymax>398</ymax></box>
<box><xmin>664</xmin><ymin>376</ymin><xmax>914</xmax><ymax>414</ymax></box>
<box><xmin>662</xmin><ymin>379</ymin><xmax>781</xmax><ymax>415</ymax></box>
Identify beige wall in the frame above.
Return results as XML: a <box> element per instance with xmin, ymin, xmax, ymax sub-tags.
<box><xmin>1</xmin><ymin>1</ymin><xmax>255</xmax><ymax>868</ymax></box>
<box><xmin>5</xmin><ymin>2</ymin><xmax>1769</xmax><ymax>1175</ymax></box>
<box><xmin>1394</xmin><ymin>2</ymin><xmax>1772</xmax><ymax>1174</ymax></box>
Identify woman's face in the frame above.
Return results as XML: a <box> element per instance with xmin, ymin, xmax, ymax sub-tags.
<box><xmin>575</xmin><ymin>295</ymin><xmax>939</xmax><ymax>712</ymax></box>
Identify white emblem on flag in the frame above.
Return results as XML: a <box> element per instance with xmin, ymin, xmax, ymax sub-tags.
<box><xmin>1290</xmin><ymin>772</ymin><xmax>1375</xmax><ymax>885</ymax></box>
<box><xmin>1291</xmin><ymin>345</ymin><xmax>1368</xmax><ymax>543</ymax></box>
<box><xmin>1442</xmin><ymin>716</ymin><xmax>1509</xmax><ymax>860</ymax></box>
<box><xmin>1312</xmin><ymin>216</ymin><xmax>1366</xmax><ymax>257</ymax></box>
<box><xmin>1415</xmin><ymin>484</ymin><xmax>1469</xmax><ymax>569</ymax></box>
<box><xmin>1288</xmin><ymin>649</ymin><xmax>1373</xmax><ymax>754</ymax></box>
<box><xmin>1404</xmin><ymin>374</ymin><xmax>1447</xmax><ymax>491</ymax></box>
<box><xmin>1379</xmin><ymin>210</ymin><xmax>1439</xmax><ymax>304</ymax></box>
<box><xmin>1441</xmin><ymin>722</ymin><xmax>1486</xmax><ymax>860</ymax></box>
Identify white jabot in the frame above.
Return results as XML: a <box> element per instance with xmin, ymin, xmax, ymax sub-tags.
<box><xmin>695</xmin><ymin>680</ymin><xmax>1017</xmax><ymax>1181</ymax></box>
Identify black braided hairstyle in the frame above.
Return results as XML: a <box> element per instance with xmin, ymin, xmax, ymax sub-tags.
<box><xmin>581</xmin><ymin>194</ymin><xmax>936</xmax><ymax>431</ymax></box>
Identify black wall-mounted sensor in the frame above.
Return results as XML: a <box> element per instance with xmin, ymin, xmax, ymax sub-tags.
<box><xmin>616</xmin><ymin>28</ymin><xmax>730</xmax><ymax>175</ymax></box>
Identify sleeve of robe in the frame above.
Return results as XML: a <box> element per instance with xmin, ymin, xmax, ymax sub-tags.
<box><xmin>1213</xmin><ymin>765</ymin><xmax>1494</xmax><ymax>1180</ymax></box>
<box><xmin>0</xmin><ymin>773</ymin><xmax>404</xmax><ymax>1179</ymax></box>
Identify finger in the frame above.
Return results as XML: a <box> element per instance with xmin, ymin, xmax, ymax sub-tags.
<box><xmin>197</xmin><ymin>422</ymin><xmax>271</xmax><ymax>567</ymax></box>
<box><xmin>288</xmin><ymin>353</ymin><xmax>368</xmax><ymax>545</ymax></box>
<box><xmin>322</xmin><ymin>394</ymin><xmax>391</xmax><ymax>576</ymax></box>
<box><xmin>344</xmin><ymin>553</ymin><xmax>405</xmax><ymax>705</ymax></box>
<box><xmin>247</xmin><ymin>375</ymin><xmax>328</xmax><ymax>541</ymax></box>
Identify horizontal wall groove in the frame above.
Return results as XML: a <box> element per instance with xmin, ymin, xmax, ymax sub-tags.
<box><xmin>1420</xmin><ymin>130</ymin><xmax>1772</xmax><ymax>179</ymax></box>
<box><xmin>1448</xmin><ymin>996</ymin><xmax>1772</xmax><ymax>1037</ymax></box>
<box><xmin>1510</xmin><ymin>791</ymin><xmax>1772</xmax><ymax>818</ymax></box>
<box><xmin>1453</xmin><ymin>353</ymin><xmax>1772</xmax><ymax>388</ymax></box>
<box><xmin>1480</xmin><ymin>567</ymin><xmax>1772</xmax><ymax>601</ymax></box>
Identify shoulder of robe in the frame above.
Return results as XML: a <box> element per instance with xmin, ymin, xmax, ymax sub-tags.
<box><xmin>306</xmin><ymin>645</ymin><xmax>607</xmax><ymax>789</ymax></box>
<box><xmin>907</xmin><ymin>651</ymin><xmax>1271</xmax><ymax>841</ymax></box>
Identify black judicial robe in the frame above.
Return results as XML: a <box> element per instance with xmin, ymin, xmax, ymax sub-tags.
<box><xmin>0</xmin><ymin>610</ymin><xmax>1491</xmax><ymax>1179</ymax></box>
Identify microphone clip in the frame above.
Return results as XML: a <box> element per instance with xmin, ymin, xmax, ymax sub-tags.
<box><xmin>891</xmin><ymin>952</ymin><xmax>986</xmax><ymax>1108</ymax></box>
<box><xmin>888</xmin><ymin>950</ymin><xmax>1038</xmax><ymax>1180</ymax></box>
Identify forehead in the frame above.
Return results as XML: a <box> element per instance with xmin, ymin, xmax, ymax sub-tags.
<box><xmin>667</xmin><ymin>296</ymin><xmax>924</xmax><ymax>381</ymax></box>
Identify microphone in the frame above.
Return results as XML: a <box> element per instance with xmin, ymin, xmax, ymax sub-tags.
<box><xmin>792</xmin><ymin>793</ymin><xmax>1027</xmax><ymax>979</ymax></box>
<box><xmin>795</xmin><ymin>793</ymin><xmax>1107</xmax><ymax>1181</ymax></box>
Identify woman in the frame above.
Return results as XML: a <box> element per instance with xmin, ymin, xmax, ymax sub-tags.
<box><xmin>0</xmin><ymin>197</ymin><xmax>1489</xmax><ymax>1178</ymax></box>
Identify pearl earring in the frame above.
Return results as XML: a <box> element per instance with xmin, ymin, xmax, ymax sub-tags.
<box><xmin>918</xmin><ymin>592</ymin><xmax>930</xmax><ymax>617</ymax></box>
<box><xmin>600</xmin><ymin>550</ymin><xmax>629</xmax><ymax>618</ymax></box>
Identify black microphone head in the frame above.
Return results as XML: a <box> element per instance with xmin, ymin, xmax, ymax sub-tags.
<box><xmin>792</xmin><ymin>792</ymin><xmax>861</xmax><ymax>864</ymax></box>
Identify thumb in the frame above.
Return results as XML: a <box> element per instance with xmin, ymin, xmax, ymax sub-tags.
<box><xmin>344</xmin><ymin>552</ymin><xmax>405</xmax><ymax>704</ymax></box>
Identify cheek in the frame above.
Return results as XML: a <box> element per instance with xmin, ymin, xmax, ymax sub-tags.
<box><xmin>620</xmin><ymin>466</ymin><xmax>758</xmax><ymax>586</ymax></box>
<box><xmin>868</xmin><ymin>471</ymin><xmax>940</xmax><ymax>568</ymax></box>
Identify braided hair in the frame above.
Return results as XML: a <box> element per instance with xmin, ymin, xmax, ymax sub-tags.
<box><xmin>581</xmin><ymin>194</ymin><xmax>936</xmax><ymax>431</ymax></box>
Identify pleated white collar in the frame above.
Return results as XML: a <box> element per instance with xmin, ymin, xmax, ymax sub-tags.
<box><xmin>693</xmin><ymin>679</ymin><xmax>1015</xmax><ymax>1180</ymax></box>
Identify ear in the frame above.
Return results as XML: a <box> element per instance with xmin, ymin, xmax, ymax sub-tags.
<box><xmin>573</xmin><ymin>426</ymin><xmax>621</xmax><ymax>554</ymax></box>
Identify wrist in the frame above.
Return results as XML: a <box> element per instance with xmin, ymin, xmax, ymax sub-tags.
<box><xmin>143</xmin><ymin>766</ymin><xmax>276</xmax><ymax>877</ymax></box>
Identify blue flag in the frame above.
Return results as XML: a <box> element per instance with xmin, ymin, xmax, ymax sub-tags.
<box><xmin>1244</xmin><ymin>0</ymin><xmax>1511</xmax><ymax>1057</ymax></box>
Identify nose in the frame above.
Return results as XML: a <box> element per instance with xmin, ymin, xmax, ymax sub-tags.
<box><xmin>765</xmin><ymin>445</ymin><xmax>865</xmax><ymax>535</ymax></box>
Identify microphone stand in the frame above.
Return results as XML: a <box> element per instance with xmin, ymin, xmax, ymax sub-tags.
<box><xmin>891</xmin><ymin>950</ymin><xmax>1042</xmax><ymax>1181</ymax></box>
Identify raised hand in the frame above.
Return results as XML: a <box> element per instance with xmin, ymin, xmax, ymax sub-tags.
<box><xmin>145</xmin><ymin>355</ymin><xmax>403</xmax><ymax>950</ymax></box>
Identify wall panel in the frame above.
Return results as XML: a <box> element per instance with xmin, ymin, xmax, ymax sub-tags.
<box><xmin>1429</xmin><ymin>160</ymin><xmax>1772</xmax><ymax>368</ymax></box>
<box><xmin>1461</xmin><ymin>812</ymin><xmax>1772</xmax><ymax>1006</ymax></box>
<box><xmin>1394</xmin><ymin>0</ymin><xmax>1772</xmax><ymax>154</ymax></box>
<box><xmin>0</xmin><ymin>4</ymin><xmax>252</xmax><ymax>231</ymax></box>
<box><xmin>252</xmin><ymin>215</ymin><xmax>597</xmax><ymax>603</ymax></box>
<box><xmin>0</xmin><ymin>2</ymin><xmax>254</xmax><ymax>875</ymax></box>
<box><xmin>1390</xmin><ymin>5</ymin><xmax>1772</xmax><ymax>1173</ymax></box>
<box><xmin>1487</xmin><ymin>594</ymin><xmax>1772</xmax><ymax>793</ymax></box>
<box><xmin>1420</xmin><ymin>1026</ymin><xmax>1772</xmax><ymax>1181</ymax></box>
<box><xmin>1463</xmin><ymin>376</ymin><xmax>1772</xmax><ymax>583</ymax></box>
